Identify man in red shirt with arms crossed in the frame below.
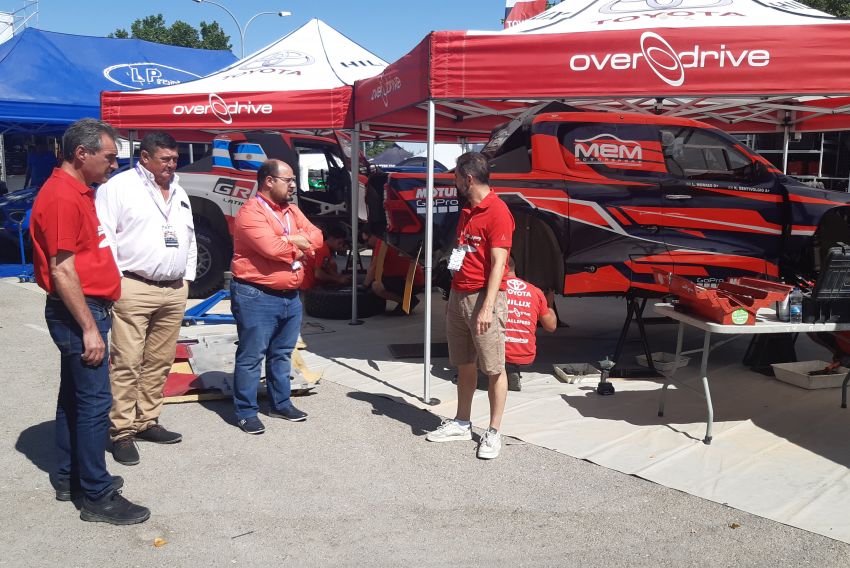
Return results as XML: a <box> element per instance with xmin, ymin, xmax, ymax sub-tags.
<box><xmin>30</xmin><ymin>118</ymin><xmax>149</xmax><ymax>525</ymax></box>
<box><xmin>229</xmin><ymin>159</ymin><xmax>323</xmax><ymax>434</ymax></box>
<box><xmin>426</xmin><ymin>152</ymin><xmax>514</xmax><ymax>459</ymax></box>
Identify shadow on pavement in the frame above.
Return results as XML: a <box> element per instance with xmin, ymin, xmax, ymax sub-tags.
<box><xmin>347</xmin><ymin>391</ymin><xmax>442</xmax><ymax>436</ymax></box>
<box><xmin>15</xmin><ymin>420</ymin><xmax>54</xmax><ymax>475</ymax></box>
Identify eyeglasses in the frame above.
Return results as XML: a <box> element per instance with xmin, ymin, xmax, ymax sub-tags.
<box><xmin>272</xmin><ymin>176</ymin><xmax>297</xmax><ymax>184</ymax></box>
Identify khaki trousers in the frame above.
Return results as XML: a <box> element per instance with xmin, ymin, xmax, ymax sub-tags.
<box><xmin>109</xmin><ymin>277</ymin><xmax>188</xmax><ymax>441</ymax></box>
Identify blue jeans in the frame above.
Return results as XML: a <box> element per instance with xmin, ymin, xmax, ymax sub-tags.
<box><xmin>230</xmin><ymin>280</ymin><xmax>302</xmax><ymax>421</ymax></box>
<box><xmin>44</xmin><ymin>297</ymin><xmax>114</xmax><ymax>500</ymax></box>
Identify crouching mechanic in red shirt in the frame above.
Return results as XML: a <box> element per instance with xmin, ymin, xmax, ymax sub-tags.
<box><xmin>426</xmin><ymin>152</ymin><xmax>514</xmax><ymax>459</ymax></box>
<box><xmin>362</xmin><ymin>229</ymin><xmax>426</xmax><ymax>315</ymax></box>
<box><xmin>504</xmin><ymin>257</ymin><xmax>557</xmax><ymax>391</ymax></box>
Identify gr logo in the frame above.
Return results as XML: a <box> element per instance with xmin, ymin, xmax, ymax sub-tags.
<box><xmin>212</xmin><ymin>178</ymin><xmax>252</xmax><ymax>199</ymax></box>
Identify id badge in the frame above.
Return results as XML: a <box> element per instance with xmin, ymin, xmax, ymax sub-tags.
<box><xmin>447</xmin><ymin>246</ymin><xmax>468</xmax><ymax>273</ymax></box>
<box><xmin>162</xmin><ymin>224</ymin><xmax>179</xmax><ymax>248</ymax></box>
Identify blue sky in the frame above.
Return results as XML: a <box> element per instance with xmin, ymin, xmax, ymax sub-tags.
<box><xmin>26</xmin><ymin>0</ymin><xmax>506</xmax><ymax>62</ymax></box>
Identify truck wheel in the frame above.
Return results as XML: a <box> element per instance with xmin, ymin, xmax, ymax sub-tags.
<box><xmin>191</xmin><ymin>223</ymin><xmax>229</xmax><ymax>299</ymax></box>
<box><xmin>303</xmin><ymin>286</ymin><xmax>386</xmax><ymax>320</ymax></box>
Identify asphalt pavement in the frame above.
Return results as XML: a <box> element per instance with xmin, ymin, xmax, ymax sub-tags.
<box><xmin>1</xmin><ymin>279</ymin><xmax>849</xmax><ymax>567</ymax></box>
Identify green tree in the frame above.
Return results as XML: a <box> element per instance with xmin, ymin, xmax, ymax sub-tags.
<box><xmin>800</xmin><ymin>0</ymin><xmax>850</xmax><ymax>18</ymax></box>
<box><xmin>199</xmin><ymin>21</ymin><xmax>231</xmax><ymax>51</ymax></box>
<box><xmin>109</xmin><ymin>13</ymin><xmax>232</xmax><ymax>51</ymax></box>
<box><xmin>364</xmin><ymin>141</ymin><xmax>398</xmax><ymax>159</ymax></box>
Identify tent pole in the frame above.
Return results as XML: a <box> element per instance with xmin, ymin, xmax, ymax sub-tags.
<box><xmin>128</xmin><ymin>130</ymin><xmax>136</xmax><ymax>168</ymax></box>
<box><xmin>782</xmin><ymin>127</ymin><xmax>790</xmax><ymax>174</ymax></box>
<box><xmin>0</xmin><ymin>134</ymin><xmax>6</xmax><ymax>184</ymax></box>
<box><xmin>349</xmin><ymin>125</ymin><xmax>363</xmax><ymax>326</ymax></box>
<box><xmin>781</xmin><ymin>113</ymin><xmax>790</xmax><ymax>174</ymax></box>
<box><xmin>423</xmin><ymin>100</ymin><xmax>436</xmax><ymax>404</ymax></box>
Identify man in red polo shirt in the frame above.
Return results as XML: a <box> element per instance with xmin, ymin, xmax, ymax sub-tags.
<box><xmin>30</xmin><ymin>118</ymin><xmax>150</xmax><ymax>525</ymax></box>
<box><xmin>426</xmin><ymin>152</ymin><xmax>514</xmax><ymax>460</ymax></box>
<box><xmin>504</xmin><ymin>257</ymin><xmax>557</xmax><ymax>391</ymax></box>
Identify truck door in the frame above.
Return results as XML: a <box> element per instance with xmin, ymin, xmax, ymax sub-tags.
<box><xmin>558</xmin><ymin>120</ymin><xmax>672</xmax><ymax>295</ymax></box>
<box><xmin>657</xmin><ymin>126</ymin><xmax>781</xmax><ymax>284</ymax></box>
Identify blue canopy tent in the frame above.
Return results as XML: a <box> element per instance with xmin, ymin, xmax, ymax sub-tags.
<box><xmin>0</xmin><ymin>28</ymin><xmax>235</xmax><ymax>272</ymax></box>
<box><xmin>0</xmin><ymin>28</ymin><xmax>236</xmax><ymax>134</ymax></box>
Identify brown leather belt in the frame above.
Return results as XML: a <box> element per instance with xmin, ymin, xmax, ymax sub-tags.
<box><xmin>122</xmin><ymin>271</ymin><xmax>181</xmax><ymax>287</ymax></box>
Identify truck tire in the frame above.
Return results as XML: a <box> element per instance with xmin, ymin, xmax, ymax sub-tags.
<box><xmin>304</xmin><ymin>286</ymin><xmax>386</xmax><ymax>320</ymax></box>
<box><xmin>191</xmin><ymin>223</ymin><xmax>229</xmax><ymax>299</ymax></box>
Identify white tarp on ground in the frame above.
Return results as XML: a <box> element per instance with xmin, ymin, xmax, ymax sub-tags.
<box><xmin>289</xmin><ymin>295</ymin><xmax>850</xmax><ymax>544</ymax></box>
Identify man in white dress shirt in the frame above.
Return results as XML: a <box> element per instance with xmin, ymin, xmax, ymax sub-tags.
<box><xmin>96</xmin><ymin>131</ymin><xmax>196</xmax><ymax>466</ymax></box>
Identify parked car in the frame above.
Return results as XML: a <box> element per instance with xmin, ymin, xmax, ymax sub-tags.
<box><xmin>374</xmin><ymin>106</ymin><xmax>850</xmax><ymax>297</ymax></box>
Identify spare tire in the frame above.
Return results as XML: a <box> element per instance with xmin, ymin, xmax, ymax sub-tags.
<box><xmin>304</xmin><ymin>286</ymin><xmax>387</xmax><ymax>320</ymax></box>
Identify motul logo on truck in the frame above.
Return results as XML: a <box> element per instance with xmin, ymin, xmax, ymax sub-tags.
<box><xmin>414</xmin><ymin>186</ymin><xmax>457</xmax><ymax>199</ymax></box>
<box><xmin>575</xmin><ymin>134</ymin><xmax>642</xmax><ymax>166</ymax></box>
<box><xmin>568</xmin><ymin>31</ymin><xmax>770</xmax><ymax>87</ymax></box>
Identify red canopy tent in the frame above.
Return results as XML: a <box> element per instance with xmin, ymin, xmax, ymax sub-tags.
<box><xmin>351</xmin><ymin>0</ymin><xmax>850</xmax><ymax>401</ymax></box>
<box><xmin>355</xmin><ymin>0</ymin><xmax>850</xmax><ymax>137</ymax></box>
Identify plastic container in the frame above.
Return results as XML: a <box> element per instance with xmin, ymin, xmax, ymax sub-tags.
<box><xmin>771</xmin><ymin>360</ymin><xmax>849</xmax><ymax>389</ymax></box>
<box><xmin>635</xmin><ymin>352</ymin><xmax>690</xmax><ymax>372</ymax></box>
<box><xmin>553</xmin><ymin>363</ymin><xmax>601</xmax><ymax>384</ymax></box>
<box><xmin>789</xmin><ymin>287</ymin><xmax>803</xmax><ymax>324</ymax></box>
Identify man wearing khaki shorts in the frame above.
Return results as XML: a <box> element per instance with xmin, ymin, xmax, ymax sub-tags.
<box><xmin>426</xmin><ymin>152</ymin><xmax>514</xmax><ymax>459</ymax></box>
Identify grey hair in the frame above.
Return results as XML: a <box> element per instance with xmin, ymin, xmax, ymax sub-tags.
<box><xmin>62</xmin><ymin>118</ymin><xmax>119</xmax><ymax>161</ymax></box>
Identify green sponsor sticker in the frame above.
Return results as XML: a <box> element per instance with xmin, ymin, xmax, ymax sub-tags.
<box><xmin>731</xmin><ymin>309</ymin><xmax>749</xmax><ymax>325</ymax></box>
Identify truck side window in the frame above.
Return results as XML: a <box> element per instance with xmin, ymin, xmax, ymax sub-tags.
<box><xmin>227</xmin><ymin>141</ymin><xmax>268</xmax><ymax>171</ymax></box>
<box><xmin>660</xmin><ymin>127</ymin><xmax>754</xmax><ymax>183</ymax></box>
<box><xmin>294</xmin><ymin>143</ymin><xmax>349</xmax><ymax>205</ymax></box>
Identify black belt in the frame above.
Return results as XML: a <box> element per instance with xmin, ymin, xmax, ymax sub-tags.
<box><xmin>47</xmin><ymin>294</ymin><xmax>113</xmax><ymax>308</ymax></box>
<box><xmin>122</xmin><ymin>271</ymin><xmax>181</xmax><ymax>287</ymax></box>
<box><xmin>232</xmin><ymin>277</ymin><xmax>298</xmax><ymax>298</ymax></box>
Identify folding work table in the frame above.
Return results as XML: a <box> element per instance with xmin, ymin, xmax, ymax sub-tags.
<box><xmin>652</xmin><ymin>303</ymin><xmax>850</xmax><ymax>444</ymax></box>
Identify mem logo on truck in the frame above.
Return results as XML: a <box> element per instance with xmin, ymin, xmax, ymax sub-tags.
<box><xmin>575</xmin><ymin>134</ymin><xmax>643</xmax><ymax>167</ymax></box>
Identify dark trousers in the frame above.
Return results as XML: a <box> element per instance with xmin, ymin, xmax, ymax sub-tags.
<box><xmin>44</xmin><ymin>297</ymin><xmax>114</xmax><ymax>500</ymax></box>
<box><xmin>230</xmin><ymin>279</ymin><xmax>302</xmax><ymax>420</ymax></box>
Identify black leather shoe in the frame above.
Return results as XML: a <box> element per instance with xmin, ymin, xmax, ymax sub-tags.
<box><xmin>269</xmin><ymin>405</ymin><xmax>308</xmax><ymax>422</ymax></box>
<box><xmin>80</xmin><ymin>490</ymin><xmax>151</xmax><ymax>525</ymax></box>
<box><xmin>55</xmin><ymin>475</ymin><xmax>124</xmax><ymax>502</ymax></box>
<box><xmin>112</xmin><ymin>438</ymin><xmax>140</xmax><ymax>466</ymax></box>
<box><xmin>135</xmin><ymin>424</ymin><xmax>182</xmax><ymax>444</ymax></box>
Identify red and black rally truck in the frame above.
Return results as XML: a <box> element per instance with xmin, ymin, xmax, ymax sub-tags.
<box><xmin>375</xmin><ymin>106</ymin><xmax>850</xmax><ymax>296</ymax></box>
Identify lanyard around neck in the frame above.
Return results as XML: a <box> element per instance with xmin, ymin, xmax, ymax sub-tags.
<box><xmin>135</xmin><ymin>164</ymin><xmax>173</xmax><ymax>222</ymax></box>
<box><xmin>257</xmin><ymin>196</ymin><xmax>292</xmax><ymax>235</ymax></box>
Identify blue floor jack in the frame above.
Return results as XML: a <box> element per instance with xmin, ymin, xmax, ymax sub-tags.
<box><xmin>182</xmin><ymin>289</ymin><xmax>235</xmax><ymax>325</ymax></box>
<box><xmin>0</xmin><ymin>209</ymin><xmax>35</xmax><ymax>282</ymax></box>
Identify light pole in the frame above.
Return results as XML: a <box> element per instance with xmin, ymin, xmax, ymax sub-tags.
<box><xmin>192</xmin><ymin>0</ymin><xmax>291</xmax><ymax>58</ymax></box>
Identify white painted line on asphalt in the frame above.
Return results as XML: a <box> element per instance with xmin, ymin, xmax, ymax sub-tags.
<box><xmin>25</xmin><ymin>323</ymin><xmax>49</xmax><ymax>335</ymax></box>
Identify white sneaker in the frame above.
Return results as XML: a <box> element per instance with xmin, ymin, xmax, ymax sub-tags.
<box><xmin>477</xmin><ymin>429</ymin><xmax>502</xmax><ymax>459</ymax></box>
<box><xmin>425</xmin><ymin>419</ymin><xmax>472</xmax><ymax>442</ymax></box>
